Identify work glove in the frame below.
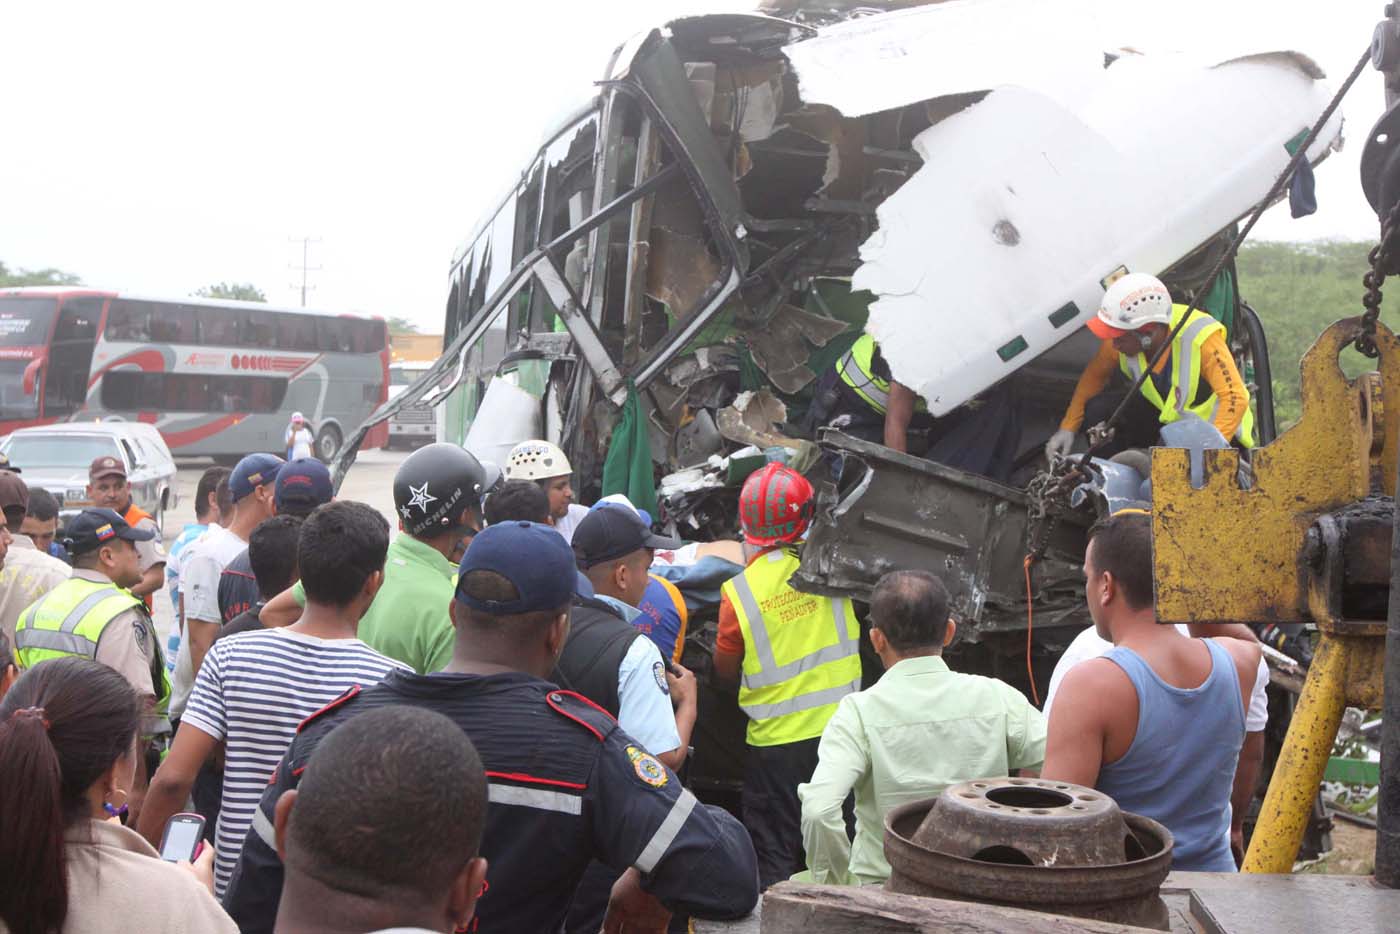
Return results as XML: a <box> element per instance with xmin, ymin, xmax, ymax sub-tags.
<box><xmin>1045</xmin><ymin>428</ymin><xmax>1076</xmax><ymax>463</ymax></box>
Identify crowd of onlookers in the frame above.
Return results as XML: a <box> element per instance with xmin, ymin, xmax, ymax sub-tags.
<box><xmin>0</xmin><ymin>439</ymin><xmax>1266</xmax><ymax>933</ymax></box>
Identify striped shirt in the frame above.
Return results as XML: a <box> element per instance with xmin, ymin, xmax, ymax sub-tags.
<box><xmin>181</xmin><ymin>628</ymin><xmax>407</xmax><ymax>895</ymax></box>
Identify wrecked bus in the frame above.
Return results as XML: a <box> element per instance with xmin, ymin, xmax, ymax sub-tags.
<box><xmin>334</xmin><ymin>6</ymin><xmax>1341</xmax><ymax>799</ymax></box>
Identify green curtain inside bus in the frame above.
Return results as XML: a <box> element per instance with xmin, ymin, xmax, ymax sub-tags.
<box><xmin>601</xmin><ymin>381</ymin><xmax>658</xmax><ymax>516</ymax></box>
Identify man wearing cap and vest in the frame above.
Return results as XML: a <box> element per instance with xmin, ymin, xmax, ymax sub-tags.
<box><xmin>1045</xmin><ymin>273</ymin><xmax>1255</xmax><ymax>462</ymax></box>
<box><xmin>15</xmin><ymin>507</ymin><xmax>171</xmax><ymax>815</ymax></box>
<box><xmin>88</xmin><ymin>455</ymin><xmax>166</xmax><ymax>611</ymax></box>
<box><xmin>713</xmin><ymin>463</ymin><xmax>860</xmax><ymax>889</ymax></box>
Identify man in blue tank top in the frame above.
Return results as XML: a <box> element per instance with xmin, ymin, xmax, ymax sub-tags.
<box><xmin>1042</xmin><ymin>511</ymin><xmax>1261</xmax><ymax>871</ymax></box>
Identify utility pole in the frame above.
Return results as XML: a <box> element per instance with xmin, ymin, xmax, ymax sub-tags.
<box><xmin>289</xmin><ymin>236</ymin><xmax>322</xmax><ymax>307</ymax></box>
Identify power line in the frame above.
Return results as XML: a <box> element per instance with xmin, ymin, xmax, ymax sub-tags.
<box><xmin>288</xmin><ymin>236</ymin><xmax>322</xmax><ymax>307</ymax></box>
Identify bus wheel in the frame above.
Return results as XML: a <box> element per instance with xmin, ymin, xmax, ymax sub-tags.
<box><xmin>316</xmin><ymin>425</ymin><xmax>342</xmax><ymax>463</ymax></box>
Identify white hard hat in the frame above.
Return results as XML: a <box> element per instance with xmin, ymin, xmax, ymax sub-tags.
<box><xmin>1090</xmin><ymin>273</ymin><xmax>1173</xmax><ymax>339</ymax></box>
<box><xmin>504</xmin><ymin>440</ymin><xmax>572</xmax><ymax>481</ymax></box>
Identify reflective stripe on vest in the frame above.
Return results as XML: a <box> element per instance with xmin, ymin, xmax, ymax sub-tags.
<box><xmin>837</xmin><ymin>334</ymin><xmax>892</xmax><ymax>415</ymax></box>
<box><xmin>723</xmin><ymin>550</ymin><xmax>860</xmax><ymax>746</ymax></box>
<box><xmin>15</xmin><ymin>628</ymin><xmax>99</xmax><ymax>657</ymax></box>
<box><xmin>1119</xmin><ymin>304</ymin><xmax>1256</xmax><ymax>448</ymax></box>
<box><xmin>14</xmin><ymin>578</ymin><xmax>170</xmax><ymax>711</ymax></box>
<box><xmin>16</xmin><ymin>582</ymin><xmax>129</xmax><ymax>660</ymax></box>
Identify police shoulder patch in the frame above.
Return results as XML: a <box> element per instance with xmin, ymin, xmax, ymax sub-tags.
<box><xmin>626</xmin><ymin>744</ymin><xmax>668</xmax><ymax>789</ymax></box>
<box><xmin>652</xmin><ymin>660</ymin><xmax>669</xmax><ymax>695</ymax></box>
<box><xmin>132</xmin><ymin>619</ymin><xmax>149</xmax><ymax>655</ymax></box>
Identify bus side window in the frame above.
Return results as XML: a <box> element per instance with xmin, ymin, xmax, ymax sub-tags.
<box><xmin>351</xmin><ymin>320</ymin><xmax>384</xmax><ymax>354</ymax></box>
<box><xmin>105</xmin><ymin>301</ymin><xmax>150</xmax><ymax>342</ymax></box>
<box><xmin>246</xmin><ymin>310</ymin><xmax>278</xmax><ymax>347</ymax></box>
<box><xmin>278</xmin><ymin>314</ymin><xmax>318</xmax><ymax>352</ymax></box>
<box><xmin>198</xmin><ymin>307</ymin><xmax>245</xmax><ymax>346</ymax></box>
<box><xmin>315</xmin><ymin>318</ymin><xmax>349</xmax><ymax>354</ymax></box>
<box><xmin>152</xmin><ymin>305</ymin><xmax>199</xmax><ymax>343</ymax></box>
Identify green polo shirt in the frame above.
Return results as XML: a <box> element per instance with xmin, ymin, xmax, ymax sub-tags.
<box><xmin>292</xmin><ymin>533</ymin><xmax>457</xmax><ymax>674</ymax></box>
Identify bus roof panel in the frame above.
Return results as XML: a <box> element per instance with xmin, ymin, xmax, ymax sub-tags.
<box><xmin>0</xmin><ymin>287</ymin><xmax>382</xmax><ymax>321</ymax></box>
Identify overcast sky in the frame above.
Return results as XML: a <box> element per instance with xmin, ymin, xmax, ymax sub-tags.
<box><xmin>0</xmin><ymin>0</ymin><xmax>1387</xmax><ymax>332</ymax></box>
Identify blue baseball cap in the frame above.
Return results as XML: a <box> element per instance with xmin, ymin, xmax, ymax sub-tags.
<box><xmin>455</xmin><ymin>520</ymin><xmax>576</xmax><ymax>615</ymax></box>
<box><xmin>230</xmin><ymin>453</ymin><xmax>285</xmax><ymax>503</ymax></box>
<box><xmin>275</xmin><ymin>458</ymin><xmax>334</xmax><ymax>515</ymax></box>
<box><xmin>66</xmin><ymin>507</ymin><xmax>155</xmax><ymax>556</ymax></box>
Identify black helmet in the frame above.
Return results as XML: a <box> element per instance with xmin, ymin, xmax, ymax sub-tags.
<box><xmin>393</xmin><ymin>443</ymin><xmax>488</xmax><ymax>536</ymax></box>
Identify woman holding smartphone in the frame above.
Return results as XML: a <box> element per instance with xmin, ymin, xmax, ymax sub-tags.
<box><xmin>0</xmin><ymin>658</ymin><xmax>236</xmax><ymax>934</ymax></box>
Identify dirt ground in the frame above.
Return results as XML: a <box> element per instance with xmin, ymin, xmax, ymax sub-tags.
<box><xmin>1301</xmin><ymin>819</ymin><xmax>1376</xmax><ymax>875</ymax></box>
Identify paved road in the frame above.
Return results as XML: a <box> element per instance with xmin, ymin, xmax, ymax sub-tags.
<box><xmin>151</xmin><ymin>447</ymin><xmax>410</xmax><ymax>643</ymax></box>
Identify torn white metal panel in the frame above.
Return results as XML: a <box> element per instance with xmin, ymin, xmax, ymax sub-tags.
<box><xmin>781</xmin><ymin>0</ymin><xmax>1103</xmax><ymax>118</ymax></box>
<box><xmin>853</xmin><ymin>52</ymin><xmax>1342</xmax><ymax>416</ymax></box>
<box><xmin>462</xmin><ymin>376</ymin><xmax>543</xmax><ymax>469</ymax></box>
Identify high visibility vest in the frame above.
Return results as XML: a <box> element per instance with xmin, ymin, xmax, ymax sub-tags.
<box><xmin>836</xmin><ymin>335</ymin><xmax>927</xmax><ymax>418</ymax></box>
<box><xmin>14</xmin><ymin>577</ymin><xmax>171</xmax><ymax>718</ymax></box>
<box><xmin>123</xmin><ymin>502</ymin><xmax>156</xmax><ymax>611</ymax></box>
<box><xmin>1118</xmin><ymin>304</ymin><xmax>1257</xmax><ymax>449</ymax></box>
<box><xmin>722</xmin><ymin>549</ymin><xmax>860</xmax><ymax>747</ymax></box>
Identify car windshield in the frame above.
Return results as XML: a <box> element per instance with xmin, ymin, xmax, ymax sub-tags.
<box><xmin>4</xmin><ymin>435</ymin><xmax>123</xmax><ymax>470</ymax></box>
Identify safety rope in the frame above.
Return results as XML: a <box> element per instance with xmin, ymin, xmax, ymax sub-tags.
<box><xmin>1072</xmin><ymin>47</ymin><xmax>1373</xmax><ymax>473</ymax></box>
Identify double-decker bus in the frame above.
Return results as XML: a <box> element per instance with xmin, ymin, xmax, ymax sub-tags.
<box><xmin>0</xmin><ymin>287</ymin><xmax>388</xmax><ymax>460</ymax></box>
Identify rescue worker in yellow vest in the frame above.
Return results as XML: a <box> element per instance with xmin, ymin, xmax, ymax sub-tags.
<box><xmin>1045</xmin><ymin>273</ymin><xmax>1256</xmax><ymax>462</ymax></box>
<box><xmin>88</xmin><ymin>455</ymin><xmax>167</xmax><ymax>611</ymax></box>
<box><xmin>713</xmin><ymin>463</ymin><xmax>861</xmax><ymax>889</ymax></box>
<box><xmin>814</xmin><ymin>334</ymin><xmax>931</xmax><ymax>454</ymax></box>
<box><xmin>14</xmin><ymin>507</ymin><xmax>171</xmax><ymax>817</ymax></box>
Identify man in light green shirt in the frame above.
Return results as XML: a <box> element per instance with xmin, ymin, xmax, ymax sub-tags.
<box><xmin>797</xmin><ymin>570</ymin><xmax>1046</xmax><ymax>886</ymax></box>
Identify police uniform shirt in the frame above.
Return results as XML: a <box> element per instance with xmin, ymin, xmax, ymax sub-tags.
<box><xmin>71</xmin><ymin>568</ymin><xmax>161</xmax><ymax>733</ymax></box>
<box><xmin>223</xmin><ymin>669</ymin><xmax>759</xmax><ymax>933</ymax></box>
<box><xmin>0</xmin><ymin>533</ymin><xmax>71</xmax><ymax>648</ymax></box>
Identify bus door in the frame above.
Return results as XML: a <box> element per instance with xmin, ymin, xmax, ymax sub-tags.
<box><xmin>44</xmin><ymin>297</ymin><xmax>103</xmax><ymax>418</ymax></box>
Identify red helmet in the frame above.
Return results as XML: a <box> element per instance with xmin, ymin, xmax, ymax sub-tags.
<box><xmin>739</xmin><ymin>463</ymin><xmax>814</xmax><ymax>547</ymax></box>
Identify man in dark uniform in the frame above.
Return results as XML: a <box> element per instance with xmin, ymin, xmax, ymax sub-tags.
<box><xmin>223</xmin><ymin>520</ymin><xmax>758</xmax><ymax>933</ymax></box>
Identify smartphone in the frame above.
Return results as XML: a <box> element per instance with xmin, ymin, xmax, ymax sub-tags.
<box><xmin>159</xmin><ymin>812</ymin><xmax>206</xmax><ymax>863</ymax></box>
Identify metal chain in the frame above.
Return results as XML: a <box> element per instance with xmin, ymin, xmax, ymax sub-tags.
<box><xmin>1358</xmin><ymin>200</ymin><xmax>1400</xmax><ymax>357</ymax></box>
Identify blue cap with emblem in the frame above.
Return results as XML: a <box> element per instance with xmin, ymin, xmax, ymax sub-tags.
<box><xmin>229</xmin><ymin>453</ymin><xmax>285</xmax><ymax>503</ymax></box>
<box><xmin>455</xmin><ymin>520</ymin><xmax>576</xmax><ymax>615</ymax></box>
<box><xmin>65</xmin><ymin>507</ymin><xmax>156</xmax><ymax>555</ymax></box>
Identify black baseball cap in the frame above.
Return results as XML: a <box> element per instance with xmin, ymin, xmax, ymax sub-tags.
<box><xmin>66</xmin><ymin>507</ymin><xmax>156</xmax><ymax>556</ymax></box>
<box><xmin>455</xmin><ymin>521</ymin><xmax>577</xmax><ymax>615</ymax></box>
<box><xmin>572</xmin><ymin>505</ymin><xmax>682</xmax><ymax>570</ymax></box>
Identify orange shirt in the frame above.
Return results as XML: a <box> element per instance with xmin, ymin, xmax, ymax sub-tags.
<box><xmin>1059</xmin><ymin>332</ymin><xmax>1248</xmax><ymax>440</ymax></box>
<box><xmin>715</xmin><ymin>546</ymin><xmax>778</xmax><ymax>657</ymax></box>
